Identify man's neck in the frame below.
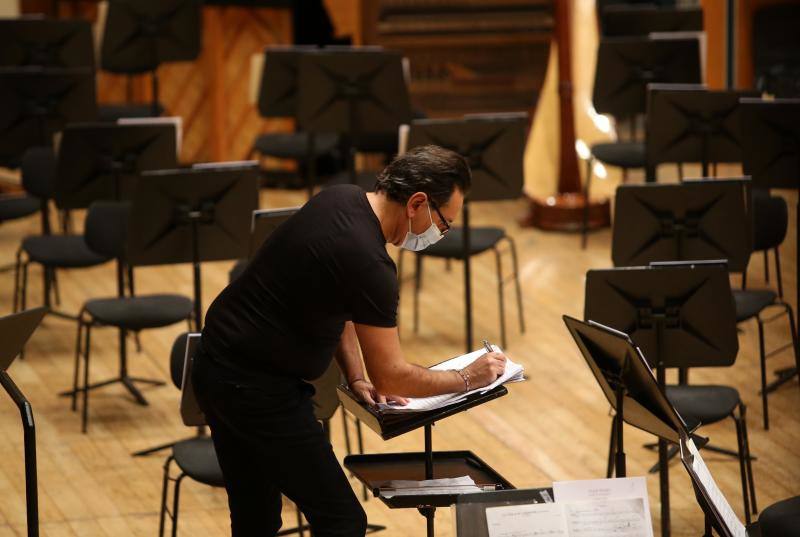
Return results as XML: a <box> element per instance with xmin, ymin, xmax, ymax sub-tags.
<box><xmin>366</xmin><ymin>191</ymin><xmax>401</xmax><ymax>244</ymax></box>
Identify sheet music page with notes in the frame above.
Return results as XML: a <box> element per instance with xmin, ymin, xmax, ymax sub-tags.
<box><xmin>685</xmin><ymin>439</ymin><xmax>747</xmax><ymax>537</ymax></box>
<box><xmin>484</xmin><ymin>478</ymin><xmax>653</xmax><ymax>537</ymax></box>
<box><xmin>485</xmin><ymin>503</ymin><xmax>567</xmax><ymax>537</ymax></box>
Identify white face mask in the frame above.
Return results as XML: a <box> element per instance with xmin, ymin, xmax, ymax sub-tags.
<box><xmin>400</xmin><ymin>205</ymin><xmax>444</xmax><ymax>252</ymax></box>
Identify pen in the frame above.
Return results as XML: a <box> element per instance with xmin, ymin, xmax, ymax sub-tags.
<box><xmin>482</xmin><ymin>339</ymin><xmax>494</xmax><ymax>354</ymax></box>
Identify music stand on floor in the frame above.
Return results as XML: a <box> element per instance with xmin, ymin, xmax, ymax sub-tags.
<box><xmin>740</xmin><ymin>97</ymin><xmax>800</xmax><ymax>395</ymax></box>
<box><xmin>0</xmin><ymin>307</ymin><xmax>47</xmax><ymax>537</ymax></box>
<box><xmin>100</xmin><ymin>0</ymin><xmax>202</xmax><ymax>117</ymax></box>
<box><xmin>584</xmin><ymin>261</ymin><xmax>752</xmax><ymax>537</ymax></box>
<box><xmin>297</xmin><ymin>47</ymin><xmax>412</xmax><ymax>186</ymax></box>
<box><xmin>0</xmin><ymin>67</ymin><xmax>96</xmax><ymax>167</ymax></box>
<box><xmin>402</xmin><ymin>113</ymin><xmax>528</xmax><ymax>352</ymax></box>
<box><xmin>646</xmin><ymin>85</ymin><xmax>759</xmax><ymax>179</ymax></box>
<box><xmin>127</xmin><ymin>162</ymin><xmax>258</xmax><ymax>457</ymax></box>
<box><xmin>0</xmin><ymin>16</ymin><xmax>94</xmax><ymax>68</ymax></box>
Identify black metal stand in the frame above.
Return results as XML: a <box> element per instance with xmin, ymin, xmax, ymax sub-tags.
<box><xmin>463</xmin><ymin>205</ymin><xmax>473</xmax><ymax>353</ymax></box>
<box><xmin>0</xmin><ymin>371</ymin><xmax>39</xmax><ymax>537</ymax></box>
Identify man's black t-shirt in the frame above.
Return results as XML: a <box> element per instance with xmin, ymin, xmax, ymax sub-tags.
<box><xmin>202</xmin><ymin>185</ymin><xmax>398</xmax><ymax>381</ymax></box>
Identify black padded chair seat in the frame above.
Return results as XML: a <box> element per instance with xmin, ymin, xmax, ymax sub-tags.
<box><xmin>22</xmin><ymin>235</ymin><xmax>111</xmax><ymax>268</ymax></box>
<box><xmin>253</xmin><ymin>131</ymin><xmax>340</xmax><ymax>159</ymax></box>
<box><xmin>590</xmin><ymin>141</ymin><xmax>646</xmax><ymax>169</ymax></box>
<box><xmin>759</xmin><ymin>495</ymin><xmax>800</xmax><ymax>537</ymax></box>
<box><xmin>420</xmin><ymin>227</ymin><xmax>506</xmax><ymax>260</ymax></box>
<box><xmin>666</xmin><ymin>385</ymin><xmax>740</xmax><ymax>426</ymax></box>
<box><xmin>85</xmin><ymin>294</ymin><xmax>193</xmax><ymax>330</ymax></box>
<box><xmin>172</xmin><ymin>437</ymin><xmax>225</xmax><ymax>488</ymax></box>
<box><xmin>0</xmin><ymin>196</ymin><xmax>39</xmax><ymax>222</ymax></box>
<box><xmin>734</xmin><ymin>289</ymin><xmax>778</xmax><ymax>322</ymax></box>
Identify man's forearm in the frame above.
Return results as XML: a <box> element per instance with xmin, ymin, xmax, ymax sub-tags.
<box><xmin>334</xmin><ymin>321</ymin><xmax>366</xmax><ymax>385</ymax></box>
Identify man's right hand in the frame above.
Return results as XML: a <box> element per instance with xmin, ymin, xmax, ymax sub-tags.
<box><xmin>463</xmin><ymin>351</ymin><xmax>507</xmax><ymax>389</ymax></box>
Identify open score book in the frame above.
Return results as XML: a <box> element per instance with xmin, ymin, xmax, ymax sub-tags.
<box><xmin>375</xmin><ymin>345</ymin><xmax>525</xmax><ymax>414</ymax></box>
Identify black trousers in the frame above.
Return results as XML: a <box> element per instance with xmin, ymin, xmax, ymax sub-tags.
<box><xmin>193</xmin><ymin>351</ymin><xmax>367</xmax><ymax>537</ymax></box>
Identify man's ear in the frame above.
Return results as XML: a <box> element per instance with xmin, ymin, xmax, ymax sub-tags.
<box><xmin>406</xmin><ymin>192</ymin><xmax>427</xmax><ymax>217</ymax></box>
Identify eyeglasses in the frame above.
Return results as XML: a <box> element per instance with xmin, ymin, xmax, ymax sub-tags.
<box><xmin>429</xmin><ymin>201</ymin><xmax>451</xmax><ymax>236</ymax></box>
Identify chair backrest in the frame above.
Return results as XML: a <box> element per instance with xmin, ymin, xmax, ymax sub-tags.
<box><xmin>598</xmin><ymin>5</ymin><xmax>701</xmax><ymax>37</ymax></box>
<box><xmin>170</xmin><ymin>331</ymin><xmax>192</xmax><ymax>389</ymax></box>
<box><xmin>84</xmin><ymin>201</ymin><xmax>130</xmax><ymax>260</ymax></box>
<box><xmin>752</xmin><ymin>189</ymin><xmax>788</xmax><ymax>251</ymax></box>
<box><xmin>753</xmin><ymin>3</ymin><xmax>800</xmax><ymax>97</ymax></box>
<box><xmin>21</xmin><ymin>146</ymin><xmax>56</xmax><ymax>199</ymax></box>
<box><xmin>593</xmin><ymin>36</ymin><xmax>701</xmax><ymax>122</ymax></box>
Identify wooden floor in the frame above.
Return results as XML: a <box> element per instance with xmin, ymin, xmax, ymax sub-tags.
<box><xmin>0</xmin><ymin>182</ymin><xmax>798</xmax><ymax>537</ymax></box>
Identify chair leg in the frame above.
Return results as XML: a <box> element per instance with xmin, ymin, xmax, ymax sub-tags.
<box><xmin>742</xmin><ymin>268</ymin><xmax>748</xmax><ymax>291</ymax></box>
<box><xmin>493</xmin><ymin>247</ymin><xmax>507</xmax><ymax>349</ymax></box>
<box><xmin>81</xmin><ymin>322</ymin><xmax>92</xmax><ymax>434</ymax></box>
<box><xmin>621</xmin><ymin>167</ymin><xmax>628</xmax><ymax>184</ymax></box>
<box><xmin>296</xmin><ymin>504</ymin><xmax>305</xmax><ymax>537</ymax></box>
<box><xmin>606</xmin><ymin>417</ymin><xmax>617</xmax><ymax>478</ymax></box>
<box><xmin>774</xmin><ymin>247</ymin><xmax>784</xmax><ymax>299</ymax></box>
<box><xmin>581</xmin><ymin>157</ymin><xmax>592</xmax><ymax>250</ymax></box>
<box><xmin>677</xmin><ymin>162</ymin><xmax>684</xmax><ymax>181</ymax></box>
<box><xmin>13</xmin><ymin>249</ymin><xmax>22</xmax><ymax>313</ymax></box>
<box><xmin>21</xmin><ymin>261</ymin><xmax>29</xmax><ymax>313</ymax></box>
<box><xmin>413</xmin><ymin>254</ymin><xmax>422</xmax><ymax>333</ymax></box>
<box><xmin>171</xmin><ymin>474</ymin><xmax>185</xmax><ymax>537</ymax></box>
<box><xmin>785</xmin><ymin>305</ymin><xmax>800</xmax><ymax>393</ymax></box>
<box><xmin>507</xmin><ymin>236</ymin><xmax>525</xmax><ymax>334</ymax></box>
<box><xmin>71</xmin><ymin>314</ymin><xmax>85</xmax><ymax>412</ymax></box>
<box><xmin>159</xmin><ymin>456</ymin><xmax>175</xmax><ymax>537</ymax></box>
<box><xmin>51</xmin><ymin>268</ymin><xmax>61</xmax><ymax>306</ymax></box>
<box><xmin>763</xmin><ymin>250</ymin><xmax>770</xmax><ymax>284</ymax></box>
<box><xmin>757</xmin><ymin>317</ymin><xmax>769</xmax><ymax>430</ymax></box>
<box><xmin>733</xmin><ymin>407</ymin><xmax>751</xmax><ymax>524</ymax></box>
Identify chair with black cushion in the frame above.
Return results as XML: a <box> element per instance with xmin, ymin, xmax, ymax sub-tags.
<box><xmin>581</xmin><ymin>35</ymin><xmax>702</xmax><ymax>247</ymax></box>
<box><xmin>69</xmin><ymin>202</ymin><xmax>193</xmax><ymax>432</ymax></box>
<box><xmin>12</xmin><ymin>147</ymin><xmax>112</xmax><ymax>319</ymax></box>
<box><xmin>759</xmin><ymin>496</ymin><xmax>800</xmax><ymax>537</ymax></box>
<box><xmin>736</xmin><ymin>189</ymin><xmax>797</xmax><ymax>430</ymax></box>
<box><xmin>249</xmin><ymin>46</ymin><xmax>342</xmax><ymax>196</ymax></box>
<box><xmin>159</xmin><ymin>333</ymin><xmax>350</xmax><ymax>537</ymax></box>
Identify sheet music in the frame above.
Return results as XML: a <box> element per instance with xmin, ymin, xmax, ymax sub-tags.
<box><xmin>565</xmin><ymin>498</ymin><xmax>648</xmax><ymax>537</ymax></box>
<box><xmin>685</xmin><ymin>439</ymin><xmax>747</xmax><ymax>537</ymax></box>
<box><xmin>553</xmin><ymin>477</ymin><xmax>653</xmax><ymax>537</ymax></box>
<box><xmin>375</xmin><ymin>346</ymin><xmax>524</xmax><ymax>413</ymax></box>
<box><xmin>379</xmin><ymin>476</ymin><xmax>481</xmax><ymax>498</ymax></box>
<box><xmin>486</xmin><ymin>503</ymin><xmax>568</xmax><ymax>537</ymax></box>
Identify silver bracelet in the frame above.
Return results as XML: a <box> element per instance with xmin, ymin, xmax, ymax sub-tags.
<box><xmin>455</xmin><ymin>369</ymin><xmax>470</xmax><ymax>392</ymax></box>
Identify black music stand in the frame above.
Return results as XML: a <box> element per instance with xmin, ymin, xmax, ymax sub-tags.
<box><xmin>0</xmin><ymin>67</ymin><xmax>96</xmax><ymax>167</ymax></box>
<box><xmin>584</xmin><ymin>261</ymin><xmax>741</xmax><ymax>537</ymax></box>
<box><xmin>248</xmin><ymin>207</ymin><xmax>299</xmax><ymax>257</ymax></box>
<box><xmin>100</xmin><ymin>0</ymin><xmax>202</xmax><ymax>117</ymax></box>
<box><xmin>54</xmin><ymin>122</ymin><xmax>178</xmax><ymax>209</ymax></box>
<box><xmin>339</xmin><ymin>384</ymin><xmax>513</xmax><ymax>537</ymax></box>
<box><xmin>0</xmin><ymin>307</ymin><xmax>48</xmax><ymax>537</ymax></box>
<box><xmin>405</xmin><ymin>113</ymin><xmax>528</xmax><ymax>352</ymax></box>
<box><xmin>741</xmin><ymin>97</ymin><xmax>800</xmax><ymax>395</ymax></box>
<box><xmin>593</xmin><ymin>36</ymin><xmax>701</xmax><ymax>122</ymax></box>
<box><xmin>297</xmin><ymin>48</ymin><xmax>412</xmax><ymax>186</ymax></box>
<box><xmin>127</xmin><ymin>162</ymin><xmax>259</xmax><ymax>331</ymax></box>
<box><xmin>646</xmin><ymin>85</ymin><xmax>758</xmax><ymax>179</ymax></box>
<box><xmin>599</xmin><ymin>5</ymin><xmax>703</xmax><ymax>37</ymax></box>
<box><xmin>612</xmin><ymin>179</ymin><xmax>752</xmax><ymax>272</ymax></box>
<box><xmin>0</xmin><ymin>17</ymin><xmax>94</xmax><ymax>68</ymax></box>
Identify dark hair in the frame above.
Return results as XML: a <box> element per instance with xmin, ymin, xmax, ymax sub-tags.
<box><xmin>374</xmin><ymin>145</ymin><xmax>471</xmax><ymax>206</ymax></box>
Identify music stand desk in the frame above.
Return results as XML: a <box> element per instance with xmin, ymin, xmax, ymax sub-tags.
<box><xmin>339</xmin><ymin>385</ymin><xmax>514</xmax><ymax>536</ymax></box>
<box><xmin>453</xmin><ymin>488</ymin><xmax>556</xmax><ymax>537</ymax></box>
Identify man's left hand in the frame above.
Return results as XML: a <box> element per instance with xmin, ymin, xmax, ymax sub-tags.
<box><xmin>350</xmin><ymin>379</ymin><xmax>408</xmax><ymax>407</ymax></box>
